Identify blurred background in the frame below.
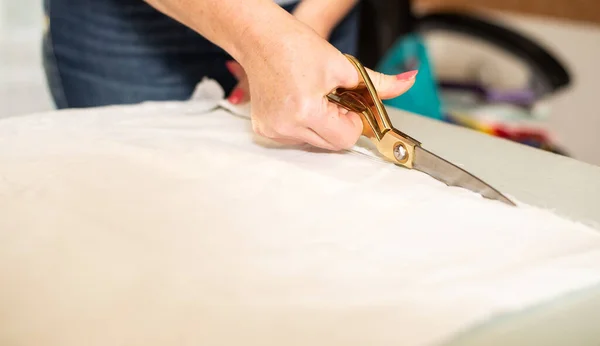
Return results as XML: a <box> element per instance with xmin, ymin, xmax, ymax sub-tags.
<box><xmin>1</xmin><ymin>0</ymin><xmax>599</xmax><ymax>166</ymax></box>
<box><xmin>0</xmin><ymin>0</ymin><xmax>53</xmax><ymax>117</ymax></box>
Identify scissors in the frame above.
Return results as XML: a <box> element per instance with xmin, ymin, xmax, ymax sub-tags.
<box><xmin>327</xmin><ymin>54</ymin><xmax>516</xmax><ymax>206</ymax></box>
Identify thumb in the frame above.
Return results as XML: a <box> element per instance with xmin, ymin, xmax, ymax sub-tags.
<box><xmin>366</xmin><ymin>69</ymin><xmax>418</xmax><ymax>100</ymax></box>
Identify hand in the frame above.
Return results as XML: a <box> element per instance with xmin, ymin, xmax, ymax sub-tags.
<box><xmin>233</xmin><ymin>20</ymin><xmax>417</xmax><ymax>151</ymax></box>
<box><xmin>225</xmin><ymin>0</ymin><xmax>357</xmax><ymax>104</ymax></box>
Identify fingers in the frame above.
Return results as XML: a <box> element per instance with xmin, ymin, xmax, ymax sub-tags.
<box><xmin>366</xmin><ymin>68</ymin><xmax>418</xmax><ymax>100</ymax></box>
<box><xmin>225</xmin><ymin>60</ymin><xmax>245</xmax><ymax>79</ymax></box>
<box><xmin>227</xmin><ymin>60</ymin><xmax>330</xmax><ymax>149</ymax></box>
<box><xmin>226</xmin><ymin>60</ymin><xmax>250</xmax><ymax>104</ymax></box>
<box><xmin>252</xmin><ymin>114</ymin><xmax>337</xmax><ymax>151</ymax></box>
<box><xmin>333</xmin><ymin>56</ymin><xmax>417</xmax><ymax>101</ymax></box>
<box><xmin>250</xmin><ymin>93</ymin><xmax>363</xmax><ymax>151</ymax></box>
<box><xmin>293</xmin><ymin>128</ymin><xmax>338</xmax><ymax>151</ymax></box>
<box><xmin>234</xmin><ymin>54</ymin><xmax>398</xmax><ymax>152</ymax></box>
<box><xmin>272</xmin><ymin>98</ymin><xmax>362</xmax><ymax>151</ymax></box>
<box><xmin>306</xmin><ymin>99</ymin><xmax>362</xmax><ymax>150</ymax></box>
<box><xmin>228</xmin><ymin>83</ymin><xmax>250</xmax><ymax>104</ymax></box>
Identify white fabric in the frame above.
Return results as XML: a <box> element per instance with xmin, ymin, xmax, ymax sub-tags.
<box><xmin>1</xmin><ymin>79</ymin><xmax>600</xmax><ymax>346</ymax></box>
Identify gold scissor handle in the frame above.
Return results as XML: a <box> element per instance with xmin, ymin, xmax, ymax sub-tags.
<box><xmin>327</xmin><ymin>54</ymin><xmax>420</xmax><ymax>168</ymax></box>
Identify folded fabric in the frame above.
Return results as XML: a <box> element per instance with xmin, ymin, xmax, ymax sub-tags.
<box><xmin>1</xmin><ymin>79</ymin><xmax>599</xmax><ymax>346</ymax></box>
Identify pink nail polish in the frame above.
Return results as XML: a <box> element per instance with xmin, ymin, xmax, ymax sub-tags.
<box><xmin>396</xmin><ymin>70</ymin><xmax>418</xmax><ymax>81</ymax></box>
<box><xmin>228</xmin><ymin>88</ymin><xmax>244</xmax><ymax>104</ymax></box>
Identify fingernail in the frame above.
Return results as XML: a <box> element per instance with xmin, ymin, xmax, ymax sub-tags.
<box><xmin>228</xmin><ymin>88</ymin><xmax>244</xmax><ymax>104</ymax></box>
<box><xmin>396</xmin><ymin>70</ymin><xmax>418</xmax><ymax>81</ymax></box>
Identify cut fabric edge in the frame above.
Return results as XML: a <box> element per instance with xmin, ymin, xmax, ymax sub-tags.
<box><xmin>211</xmin><ymin>97</ymin><xmax>600</xmax><ymax>230</ymax></box>
<box><xmin>187</xmin><ymin>78</ymin><xmax>528</xmax><ymax>206</ymax></box>
<box><xmin>184</xmin><ymin>79</ymin><xmax>600</xmax><ymax>230</ymax></box>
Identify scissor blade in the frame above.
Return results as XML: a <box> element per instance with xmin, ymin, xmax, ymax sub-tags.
<box><xmin>412</xmin><ymin>146</ymin><xmax>515</xmax><ymax>206</ymax></box>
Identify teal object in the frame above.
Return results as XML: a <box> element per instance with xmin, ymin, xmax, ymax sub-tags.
<box><xmin>376</xmin><ymin>33</ymin><xmax>444</xmax><ymax>120</ymax></box>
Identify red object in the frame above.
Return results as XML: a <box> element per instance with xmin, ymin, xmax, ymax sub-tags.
<box><xmin>492</xmin><ymin>125</ymin><xmax>511</xmax><ymax>139</ymax></box>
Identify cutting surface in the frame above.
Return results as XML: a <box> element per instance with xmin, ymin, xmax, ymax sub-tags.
<box><xmin>0</xmin><ymin>94</ymin><xmax>599</xmax><ymax>346</ymax></box>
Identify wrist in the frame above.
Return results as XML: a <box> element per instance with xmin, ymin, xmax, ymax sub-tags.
<box><xmin>177</xmin><ymin>0</ymin><xmax>292</xmax><ymax>65</ymax></box>
<box><xmin>233</xmin><ymin>7</ymin><xmax>308</xmax><ymax>68</ymax></box>
<box><xmin>292</xmin><ymin>7</ymin><xmax>333</xmax><ymax>39</ymax></box>
<box><xmin>291</xmin><ymin>0</ymin><xmax>358</xmax><ymax>39</ymax></box>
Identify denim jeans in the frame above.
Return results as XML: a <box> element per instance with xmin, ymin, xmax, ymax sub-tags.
<box><xmin>42</xmin><ymin>0</ymin><xmax>361</xmax><ymax>109</ymax></box>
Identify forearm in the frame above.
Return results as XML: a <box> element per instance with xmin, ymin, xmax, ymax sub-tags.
<box><xmin>292</xmin><ymin>0</ymin><xmax>359</xmax><ymax>38</ymax></box>
<box><xmin>143</xmin><ymin>0</ymin><xmax>295</xmax><ymax>63</ymax></box>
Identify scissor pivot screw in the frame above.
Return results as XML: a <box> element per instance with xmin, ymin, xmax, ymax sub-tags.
<box><xmin>393</xmin><ymin>143</ymin><xmax>408</xmax><ymax>162</ymax></box>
